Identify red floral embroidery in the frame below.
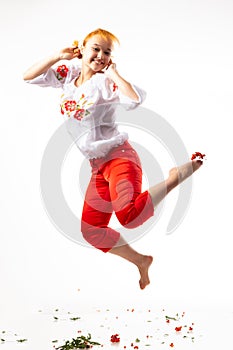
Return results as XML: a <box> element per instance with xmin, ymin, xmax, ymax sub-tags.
<box><xmin>60</xmin><ymin>94</ymin><xmax>93</xmax><ymax>119</ymax></box>
<box><xmin>56</xmin><ymin>65</ymin><xmax>69</xmax><ymax>80</ymax></box>
<box><xmin>74</xmin><ymin>109</ymin><xmax>85</xmax><ymax>121</ymax></box>
<box><xmin>113</xmin><ymin>82</ymin><xmax>118</xmax><ymax>92</ymax></box>
<box><xmin>110</xmin><ymin>334</ymin><xmax>120</xmax><ymax>343</ymax></box>
<box><xmin>175</xmin><ymin>326</ymin><xmax>182</xmax><ymax>332</ymax></box>
<box><xmin>64</xmin><ymin>100</ymin><xmax>76</xmax><ymax>112</ymax></box>
<box><xmin>170</xmin><ymin>343</ymin><xmax>174</xmax><ymax>347</ymax></box>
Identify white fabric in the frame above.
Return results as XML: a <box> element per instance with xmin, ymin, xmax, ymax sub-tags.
<box><xmin>26</xmin><ymin>63</ymin><xmax>146</xmax><ymax>159</ymax></box>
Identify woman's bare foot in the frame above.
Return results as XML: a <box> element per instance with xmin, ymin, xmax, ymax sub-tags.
<box><xmin>137</xmin><ymin>255</ymin><xmax>153</xmax><ymax>290</ymax></box>
<box><xmin>109</xmin><ymin>238</ymin><xmax>154</xmax><ymax>290</ymax></box>
<box><xmin>167</xmin><ymin>160</ymin><xmax>202</xmax><ymax>190</ymax></box>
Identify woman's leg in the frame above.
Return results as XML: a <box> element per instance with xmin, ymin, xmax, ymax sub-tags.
<box><xmin>81</xmin><ymin>169</ymin><xmax>120</xmax><ymax>252</ymax></box>
<box><xmin>81</xmin><ymin>165</ymin><xmax>153</xmax><ymax>288</ymax></box>
<box><xmin>109</xmin><ymin>236</ymin><xmax>153</xmax><ymax>289</ymax></box>
<box><xmin>103</xmin><ymin>157</ymin><xmax>154</xmax><ymax>229</ymax></box>
<box><xmin>148</xmin><ymin>160</ymin><xmax>202</xmax><ymax>206</ymax></box>
<box><xmin>107</xmin><ymin>159</ymin><xmax>202</xmax><ymax>289</ymax></box>
<box><xmin>81</xmin><ymin>170</ymin><xmax>152</xmax><ymax>288</ymax></box>
<box><xmin>82</xmin><ymin>152</ymin><xmax>202</xmax><ymax>289</ymax></box>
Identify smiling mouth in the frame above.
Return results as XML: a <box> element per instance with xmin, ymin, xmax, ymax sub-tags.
<box><xmin>92</xmin><ymin>60</ymin><xmax>104</xmax><ymax>65</ymax></box>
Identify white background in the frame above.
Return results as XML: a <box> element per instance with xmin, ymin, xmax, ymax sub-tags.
<box><xmin>0</xmin><ymin>0</ymin><xmax>233</xmax><ymax>348</ymax></box>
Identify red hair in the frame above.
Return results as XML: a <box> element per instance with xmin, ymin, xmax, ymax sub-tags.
<box><xmin>83</xmin><ymin>28</ymin><xmax>120</xmax><ymax>47</ymax></box>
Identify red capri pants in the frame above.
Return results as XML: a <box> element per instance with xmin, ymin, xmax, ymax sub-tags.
<box><xmin>81</xmin><ymin>141</ymin><xmax>154</xmax><ymax>252</ymax></box>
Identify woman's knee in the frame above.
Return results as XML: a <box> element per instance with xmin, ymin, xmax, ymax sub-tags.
<box><xmin>116</xmin><ymin>192</ymin><xmax>154</xmax><ymax>229</ymax></box>
<box><xmin>81</xmin><ymin>220</ymin><xmax>95</xmax><ymax>241</ymax></box>
<box><xmin>116</xmin><ymin>208</ymin><xmax>143</xmax><ymax>229</ymax></box>
<box><xmin>81</xmin><ymin>220</ymin><xmax>120</xmax><ymax>253</ymax></box>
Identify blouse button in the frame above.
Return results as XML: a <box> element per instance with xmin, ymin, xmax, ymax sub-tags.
<box><xmin>122</xmin><ymin>150</ymin><xmax>125</xmax><ymax>152</ymax></box>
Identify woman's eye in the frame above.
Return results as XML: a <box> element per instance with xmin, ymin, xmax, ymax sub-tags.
<box><xmin>92</xmin><ymin>47</ymin><xmax>111</xmax><ymax>56</ymax></box>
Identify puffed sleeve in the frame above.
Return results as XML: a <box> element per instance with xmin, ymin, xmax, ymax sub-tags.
<box><xmin>25</xmin><ymin>63</ymin><xmax>80</xmax><ymax>88</ymax></box>
<box><xmin>99</xmin><ymin>75</ymin><xmax>146</xmax><ymax>110</ymax></box>
<box><xmin>118</xmin><ymin>84</ymin><xmax>146</xmax><ymax>110</ymax></box>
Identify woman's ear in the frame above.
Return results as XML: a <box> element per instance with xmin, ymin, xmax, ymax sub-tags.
<box><xmin>80</xmin><ymin>45</ymin><xmax>84</xmax><ymax>54</ymax></box>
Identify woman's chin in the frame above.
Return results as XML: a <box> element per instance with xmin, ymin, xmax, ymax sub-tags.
<box><xmin>91</xmin><ymin>62</ymin><xmax>106</xmax><ymax>72</ymax></box>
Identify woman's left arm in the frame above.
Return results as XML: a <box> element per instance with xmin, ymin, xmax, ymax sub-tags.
<box><xmin>105</xmin><ymin>63</ymin><xmax>139</xmax><ymax>102</ymax></box>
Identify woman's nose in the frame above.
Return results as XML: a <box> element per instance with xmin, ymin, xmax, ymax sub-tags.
<box><xmin>97</xmin><ymin>50</ymin><xmax>104</xmax><ymax>59</ymax></box>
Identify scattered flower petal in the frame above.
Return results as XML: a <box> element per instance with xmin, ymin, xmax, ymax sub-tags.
<box><xmin>110</xmin><ymin>334</ymin><xmax>120</xmax><ymax>343</ymax></box>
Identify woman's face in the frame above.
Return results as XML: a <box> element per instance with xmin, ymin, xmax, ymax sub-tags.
<box><xmin>81</xmin><ymin>35</ymin><xmax>113</xmax><ymax>72</ymax></box>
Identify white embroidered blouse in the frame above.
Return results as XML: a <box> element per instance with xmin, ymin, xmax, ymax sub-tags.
<box><xmin>26</xmin><ymin>63</ymin><xmax>146</xmax><ymax>159</ymax></box>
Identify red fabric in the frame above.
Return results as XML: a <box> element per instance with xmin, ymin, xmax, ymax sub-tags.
<box><xmin>81</xmin><ymin>141</ymin><xmax>154</xmax><ymax>252</ymax></box>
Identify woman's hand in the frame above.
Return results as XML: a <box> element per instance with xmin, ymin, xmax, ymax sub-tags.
<box><xmin>104</xmin><ymin>61</ymin><xmax>139</xmax><ymax>102</ymax></box>
<box><xmin>104</xmin><ymin>61</ymin><xmax>118</xmax><ymax>78</ymax></box>
<box><xmin>59</xmin><ymin>46</ymin><xmax>82</xmax><ymax>60</ymax></box>
<box><xmin>23</xmin><ymin>46</ymin><xmax>82</xmax><ymax>80</ymax></box>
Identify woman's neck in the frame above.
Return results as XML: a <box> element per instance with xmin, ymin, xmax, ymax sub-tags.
<box><xmin>76</xmin><ymin>66</ymin><xmax>95</xmax><ymax>87</ymax></box>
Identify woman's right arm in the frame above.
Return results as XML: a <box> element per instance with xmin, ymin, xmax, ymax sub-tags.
<box><xmin>23</xmin><ymin>47</ymin><xmax>81</xmax><ymax>81</ymax></box>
